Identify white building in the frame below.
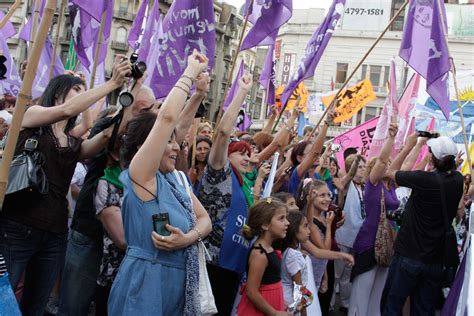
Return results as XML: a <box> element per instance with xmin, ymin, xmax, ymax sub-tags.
<box><xmin>250</xmin><ymin>0</ymin><xmax>474</xmax><ymax>135</ymax></box>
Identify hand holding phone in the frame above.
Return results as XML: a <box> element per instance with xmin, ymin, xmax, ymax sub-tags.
<box><xmin>152</xmin><ymin>213</ymin><xmax>171</xmax><ymax>236</ymax></box>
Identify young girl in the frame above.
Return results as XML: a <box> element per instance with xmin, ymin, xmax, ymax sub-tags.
<box><xmin>237</xmin><ymin>198</ymin><xmax>291</xmax><ymax>316</ymax></box>
<box><xmin>297</xmin><ymin>179</ymin><xmax>336</xmax><ymax>315</ymax></box>
<box><xmin>278</xmin><ymin>210</ymin><xmax>319</xmax><ymax>316</ymax></box>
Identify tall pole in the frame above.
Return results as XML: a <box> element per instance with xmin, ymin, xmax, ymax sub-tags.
<box><xmin>29</xmin><ymin>0</ymin><xmax>42</xmax><ymax>58</ymax></box>
<box><xmin>214</xmin><ymin>0</ymin><xmax>254</xmax><ymax>127</ymax></box>
<box><xmin>273</xmin><ymin>0</ymin><xmax>409</xmax><ymax>134</ymax></box>
<box><xmin>0</xmin><ymin>0</ymin><xmax>57</xmax><ymax>209</ymax></box>
<box><xmin>437</xmin><ymin>0</ymin><xmax>472</xmax><ymax>175</ymax></box>
<box><xmin>89</xmin><ymin>9</ymin><xmax>107</xmax><ymax>90</ymax></box>
<box><xmin>0</xmin><ymin>0</ymin><xmax>21</xmax><ymax>29</ymax></box>
<box><xmin>50</xmin><ymin>0</ymin><xmax>66</xmax><ymax>80</ymax></box>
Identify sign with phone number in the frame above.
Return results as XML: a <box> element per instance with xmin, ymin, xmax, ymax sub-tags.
<box><xmin>341</xmin><ymin>0</ymin><xmax>391</xmax><ymax>32</ymax></box>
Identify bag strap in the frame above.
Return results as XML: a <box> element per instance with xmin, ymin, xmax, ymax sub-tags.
<box><xmin>380</xmin><ymin>186</ymin><xmax>386</xmax><ymax>215</ymax></box>
<box><xmin>435</xmin><ymin>172</ymin><xmax>451</xmax><ymax>232</ymax></box>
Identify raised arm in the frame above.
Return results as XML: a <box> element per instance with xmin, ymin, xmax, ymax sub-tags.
<box><xmin>175</xmin><ymin>72</ymin><xmax>209</xmax><ymax>143</ymax></box>
<box><xmin>129</xmin><ymin>50</ymin><xmax>208</xmax><ymax>187</ymax></box>
<box><xmin>22</xmin><ymin>56</ymin><xmax>131</xmax><ymax>129</ymax></box>
<box><xmin>208</xmin><ymin>75</ymin><xmax>253</xmax><ymax>170</ymax></box>
<box><xmin>70</xmin><ymin>107</ymin><xmax>93</xmax><ymax>138</ymax></box>
<box><xmin>400</xmin><ymin>136</ymin><xmax>428</xmax><ymax>171</ymax></box>
<box><xmin>341</xmin><ymin>154</ymin><xmax>362</xmax><ymax>190</ymax></box>
<box><xmin>369</xmin><ymin>122</ymin><xmax>397</xmax><ymax>185</ymax></box>
<box><xmin>385</xmin><ymin>133</ymin><xmax>420</xmax><ymax>181</ymax></box>
<box><xmin>296</xmin><ymin>118</ymin><xmax>331</xmax><ymax>179</ymax></box>
<box><xmin>257</xmin><ymin>109</ymin><xmax>298</xmax><ymax>162</ymax></box>
<box><xmin>261</xmin><ymin>107</ymin><xmax>277</xmax><ymax>134</ymax></box>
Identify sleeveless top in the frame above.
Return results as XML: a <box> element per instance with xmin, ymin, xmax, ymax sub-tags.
<box><xmin>2</xmin><ymin>127</ymin><xmax>82</xmax><ymax>234</ymax></box>
<box><xmin>311</xmin><ymin>218</ymin><xmax>329</xmax><ymax>287</ymax></box>
<box><xmin>251</xmin><ymin>244</ymin><xmax>281</xmax><ymax>285</ymax></box>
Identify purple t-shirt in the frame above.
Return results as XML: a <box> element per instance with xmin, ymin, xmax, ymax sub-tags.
<box><xmin>352</xmin><ymin>181</ymin><xmax>399</xmax><ymax>254</ymax></box>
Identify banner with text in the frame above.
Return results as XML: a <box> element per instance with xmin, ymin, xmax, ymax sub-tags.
<box><xmin>341</xmin><ymin>0</ymin><xmax>391</xmax><ymax>31</ymax></box>
<box><xmin>332</xmin><ymin>116</ymin><xmax>379</xmax><ymax>167</ymax></box>
<box><xmin>322</xmin><ymin>79</ymin><xmax>376</xmax><ymax>123</ymax></box>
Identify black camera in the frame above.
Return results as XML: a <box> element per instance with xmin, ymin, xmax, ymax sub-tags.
<box><xmin>128</xmin><ymin>53</ymin><xmax>147</xmax><ymax>80</ymax></box>
<box><xmin>386</xmin><ymin>208</ymin><xmax>405</xmax><ymax>225</ymax></box>
<box><xmin>417</xmin><ymin>131</ymin><xmax>439</xmax><ymax>139</ymax></box>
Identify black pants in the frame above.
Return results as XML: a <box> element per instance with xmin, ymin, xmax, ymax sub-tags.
<box><xmin>381</xmin><ymin>254</ymin><xmax>443</xmax><ymax>316</ymax></box>
<box><xmin>318</xmin><ymin>260</ymin><xmax>335</xmax><ymax>316</ymax></box>
<box><xmin>95</xmin><ymin>285</ymin><xmax>111</xmax><ymax>316</ymax></box>
<box><xmin>207</xmin><ymin>263</ymin><xmax>241</xmax><ymax>316</ymax></box>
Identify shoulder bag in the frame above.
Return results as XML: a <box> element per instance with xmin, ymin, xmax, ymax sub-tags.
<box><xmin>174</xmin><ymin>170</ymin><xmax>217</xmax><ymax>314</ymax></box>
<box><xmin>5</xmin><ymin>128</ymin><xmax>48</xmax><ymax>196</ymax></box>
<box><xmin>374</xmin><ymin>188</ymin><xmax>396</xmax><ymax>267</ymax></box>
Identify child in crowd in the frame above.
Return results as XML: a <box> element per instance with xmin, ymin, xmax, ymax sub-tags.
<box><xmin>278</xmin><ymin>210</ymin><xmax>319</xmax><ymax>316</ymax></box>
<box><xmin>237</xmin><ymin>198</ymin><xmax>291</xmax><ymax>316</ymax></box>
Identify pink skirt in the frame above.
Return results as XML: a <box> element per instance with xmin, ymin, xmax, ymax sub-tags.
<box><xmin>237</xmin><ymin>282</ymin><xmax>285</xmax><ymax>316</ymax></box>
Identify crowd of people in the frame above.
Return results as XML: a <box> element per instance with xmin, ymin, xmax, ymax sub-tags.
<box><xmin>0</xmin><ymin>50</ymin><xmax>472</xmax><ymax>316</ymax></box>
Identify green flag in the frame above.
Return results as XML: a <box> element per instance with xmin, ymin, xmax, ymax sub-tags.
<box><xmin>65</xmin><ymin>38</ymin><xmax>77</xmax><ymax>70</ymax></box>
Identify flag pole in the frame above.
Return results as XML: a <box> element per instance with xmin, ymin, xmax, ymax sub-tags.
<box><xmin>0</xmin><ymin>0</ymin><xmax>21</xmax><ymax>29</ymax></box>
<box><xmin>29</xmin><ymin>0</ymin><xmax>42</xmax><ymax>59</ymax></box>
<box><xmin>90</xmin><ymin>9</ymin><xmax>107</xmax><ymax>90</ymax></box>
<box><xmin>50</xmin><ymin>0</ymin><xmax>66</xmax><ymax>80</ymax></box>
<box><xmin>273</xmin><ymin>0</ymin><xmax>409</xmax><ymax>135</ymax></box>
<box><xmin>436</xmin><ymin>0</ymin><xmax>472</xmax><ymax>175</ymax></box>
<box><xmin>0</xmin><ymin>0</ymin><xmax>57</xmax><ymax>209</ymax></box>
<box><xmin>214</xmin><ymin>0</ymin><xmax>254</xmax><ymax>128</ymax></box>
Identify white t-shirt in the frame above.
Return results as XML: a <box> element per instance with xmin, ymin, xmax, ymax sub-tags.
<box><xmin>281</xmin><ymin>247</ymin><xmax>307</xmax><ymax>305</ymax></box>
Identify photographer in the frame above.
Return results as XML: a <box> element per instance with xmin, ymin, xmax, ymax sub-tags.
<box><xmin>58</xmin><ymin>61</ymin><xmax>153</xmax><ymax>314</ymax></box>
<box><xmin>382</xmin><ymin>136</ymin><xmax>464</xmax><ymax>315</ymax></box>
<box><xmin>0</xmin><ymin>56</ymin><xmax>131</xmax><ymax>315</ymax></box>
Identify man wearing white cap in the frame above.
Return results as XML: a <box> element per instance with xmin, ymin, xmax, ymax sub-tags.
<box><xmin>381</xmin><ymin>135</ymin><xmax>464</xmax><ymax>315</ymax></box>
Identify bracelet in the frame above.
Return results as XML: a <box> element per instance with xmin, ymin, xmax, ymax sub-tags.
<box><xmin>181</xmin><ymin>74</ymin><xmax>196</xmax><ymax>83</ymax></box>
<box><xmin>177</xmin><ymin>79</ymin><xmax>192</xmax><ymax>90</ymax></box>
<box><xmin>174</xmin><ymin>84</ymin><xmax>190</xmax><ymax>95</ymax></box>
<box><xmin>192</xmin><ymin>227</ymin><xmax>202</xmax><ymax>242</ymax></box>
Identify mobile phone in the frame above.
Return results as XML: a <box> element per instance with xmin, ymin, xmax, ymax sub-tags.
<box><xmin>152</xmin><ymin>213</ymin><xmax>170</xmax><ymax>236</ymax></box>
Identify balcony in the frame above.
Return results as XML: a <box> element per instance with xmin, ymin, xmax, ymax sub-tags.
<box><xmin>115</xmin><ymin>9</ymin><xmax>135</xmax><ymax>21</ymax></box>
<box><xmin>111</xmin><ymin>41</ymin><xmax>129</xmax><ymax>51</ymax></box>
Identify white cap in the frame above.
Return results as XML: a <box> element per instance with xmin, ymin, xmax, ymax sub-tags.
<box><xmin>427</xmin><ymin>136</ymin><xmax>457</xmax><ymax>160</ymax></box>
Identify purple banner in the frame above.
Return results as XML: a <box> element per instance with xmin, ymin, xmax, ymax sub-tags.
<box><xmin>280</xmin><ymin>0</ymin><xmax>346</xmax><ymax>108</ymax></box>
<box><xmin>149</xmin><ymin>0</ymin><xmax>216</xmax><ymax>99</ymax></box>
<box><xmin>223</xmin><ymin>61</ymin><xmax>244</xmax><ymax>111</ymax></box>
<box><xmin>137</xmin><ymin>0</ymin><xmax>160</xmax><ymax>62</ymax></box>
<box><xmin>0</xmin><ymin>11</ymin><xmax>17</xmax><ymax>39</ymax></box>
<box><xmin>0</xmin><ymin>32</ymin><xmax>22</xmax><ymax>96</ymax></box>
<box><xmin>400</xmin><ymin>0</ymin><xmax>450</xmax><ymax>119</ymax></box>
<box><xmin>128</xmin><ymin>0</ymin><xmax>148</xmax><ymax>49</ymax></box>
<box><xmin>260</xmin><ymin>45</ymin><xmax>276</xmax><ymax>106</ymax></box>
<box><xmin>240</xmin><ymin>0</ymin><xmax>292</xmax><ymax>51</ymax></box>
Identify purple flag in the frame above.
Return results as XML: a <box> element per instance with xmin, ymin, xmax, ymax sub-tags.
<box><xmin>240</xmin><ymin>0</ymin><xmax>292</xmax><ymax>51</ymax></box>
<box><xmin>71</xmin><ymin>0</ymin><xmax>112</xmax><ymax>22</ymax></box>
<box><xmin>128</xmin><ymin>0</ymin><xmax>148</xmax><ymax>49</ymax></box>
<box><xmin>223</xmin><ymin>61</ymin><xmax>244</xmax><ymax>111</ymax></box>
<box><xmin>260</xmin><ymin>45</ymin><xmax>276</xmax><ymax>106</ymax></box>
<box><xmin>399</xmin><ymin>0</ymin><xmax>450</xmax><ymax>120</ymax></box>
<box><xmin>69</xmin><ymin>1</ymin><xmax>113</xmax><ymax>70</ymax></box>
<box><xmin>0</xmin><ymin>32</ymin><xmax>22</xmax><ymax>96</ymax></box>
<box><xmin>280</xmin><ymin>0</ymin><xmax>346</xmax><ymax>108</ymax></box>
<box><xmin>31</xmin><ymin>37</ymin><xmax>65</xmax><ymax>98</ymax></box>
<box><xmin>78</xmin><ymin>46</ymin><xmax>105</xmax><ymax>88</ymax></box>
<box><xmin>0</xmin><ymin>11</ymin><xmax>16</xmax><ymax>39</ymax></box>
<box><xmin>137</xmin><ymin>0</ymin><xmax>160</xmax><ymax>62</ymax></box>
<box><xmin>149</xmin><ymin>0</ymin><xmax>216</xmax><ymax>99</ymax></box>
<box><xmin>144</xmin><ymin>14</ymin><xmax>164</xmax><ymax>87</ymax></box>
<box><xmin>18</xmin><ymin>16</ymin><xmax>65</xmax><ymax>98</ymax></box>
<box><xmin>237</xmin><ymin>107</ymin><xmax>252</xmax><ymax>132</ymax></box>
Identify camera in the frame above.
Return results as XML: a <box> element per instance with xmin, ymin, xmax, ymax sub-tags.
<box><xmin>331</xmin><ymin>144</ymin><xmax>341</xmax><ymax>152</ymax></box>
<box><xmin>386</xmin><ymin>208</ymin><xmax>404</xmax><ymax>225</ymax></box>
<box><xmin>417</xmin><ymin>131</ymin><xmax>439</xmax><ymax>139</ymax></box>
<box><xmin>128</xmin><ymin>53</ymin><xmax>147</xmax><ymax>80</ymax></box>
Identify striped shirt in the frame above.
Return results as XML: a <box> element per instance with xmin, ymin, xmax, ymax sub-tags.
<box><xmin>0</xmin><ymin>253</ymin><xmax>6</xmax><ymax>277</ymax></box>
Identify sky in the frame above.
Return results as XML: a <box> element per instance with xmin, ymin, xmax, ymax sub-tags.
<box><xmin>221</xmin><ymin>0</ymin><xmax>332</xmax><ymax>12</ymax></box>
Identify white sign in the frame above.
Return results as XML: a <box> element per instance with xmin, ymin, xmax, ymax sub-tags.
<box><xmin>341</xmin><ymin>0</ymin><xmax>391</xmax><ymax>31</ymax></box>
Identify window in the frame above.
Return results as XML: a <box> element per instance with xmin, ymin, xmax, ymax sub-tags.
<box><xmin>361</xmin><ymin>64</ymin><xmax>368</xmax><ymax>80</ymax></box>
<box><xmin>335</xmin><ymin>63</ymin><xmax>348</xmax><ymax>84</ymax></box>
<box><xmin>369</xmin><ymin>65</ymin><xmax>382</xmax><ymax>89</ymax></box>
<box><xmin>390</xmin><ymin>0</ymin><xmax>406</xmax><ymax>31</ymax></box>
<box><xmin>365</xmin><ymin>106</ymin><xmax>377</xmax><ymax>121</ymax></box>
<box><xmin>383</xmin><ymin>66</ymin><xmax>390</xmax><ymax>87</ymax></box>
<box><xmin>116</xmin><ymin>27</ymin><xmax>127</xmax><ymax>43</ymax></box>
